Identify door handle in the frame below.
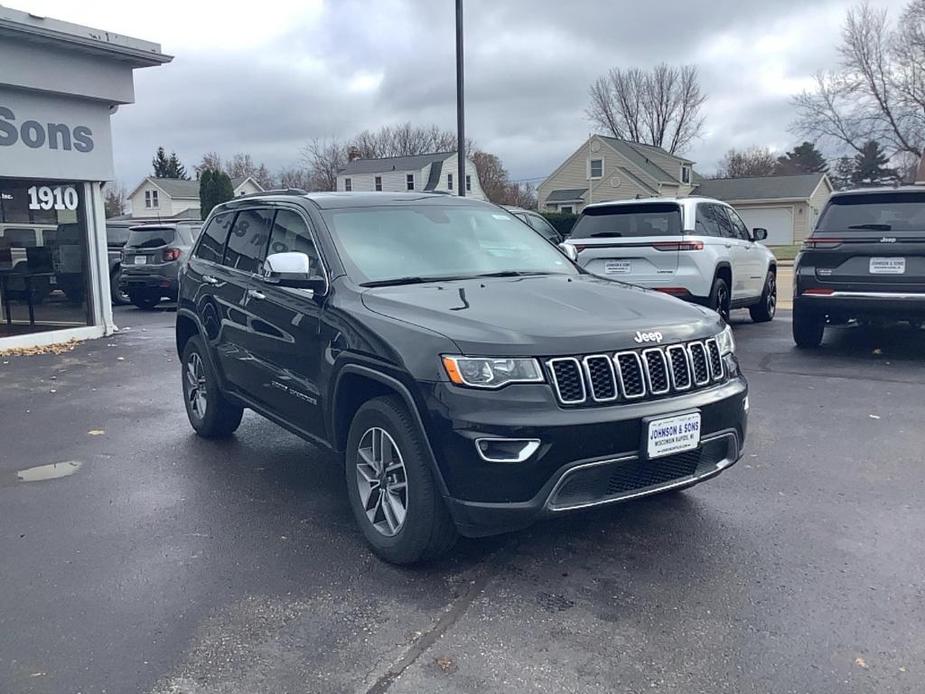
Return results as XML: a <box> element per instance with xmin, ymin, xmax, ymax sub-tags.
<box><xmin>202</xmin><ymin>275</ymin><xmax>220</xmax><ymax>285</ymax></box>
<box><xmin>247</xmin><ymin>289</ymin><xmax>266</xmax><ymax>301</ymax></box>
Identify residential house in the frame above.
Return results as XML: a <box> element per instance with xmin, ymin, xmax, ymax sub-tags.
<box><xmin>118</xmin><ymin>176</ymin><xmax>264</xmax><ymax>220</ymax></box>
<box><xmin>538</xmin><ymin>135</ymin><xmax>698</xmax><ymax>213</ymax></box>
<box><xmin>694</xmin><ymin>173</ymin><xmax>833</xmax><ymax>245</ymax></box>
<box><xmin>336</xmin><ymin>152</ymin><xmax>486</xmax><ymax>200</ymax></box>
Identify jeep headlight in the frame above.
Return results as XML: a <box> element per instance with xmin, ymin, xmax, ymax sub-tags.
<box><xmin>716</xmin><ymin>324</ymin><xmax>736</xmax><ymax>355</ymax></box>
<box><xmin>442</xmin><ymin>356</ymin><xmax>544</xmax><ymax>389</ymax></box>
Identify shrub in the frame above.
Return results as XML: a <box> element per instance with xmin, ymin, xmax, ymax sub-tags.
<box><xmin>540</xmin><ymin>212</ymin><xmax>579</xmax><ymax>237</ymax></box>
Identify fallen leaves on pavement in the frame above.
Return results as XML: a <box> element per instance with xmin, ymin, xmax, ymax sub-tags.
<box><xmin>0</xmin><ymin>339</ymin><xmax>81</xmax><ymax>357</ymax></box>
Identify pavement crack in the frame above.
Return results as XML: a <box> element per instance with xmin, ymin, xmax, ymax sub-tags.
<box><xmin>365</xmin><ymin>544</ymin><xmax>511</xmax><ymax>693</ymax></box>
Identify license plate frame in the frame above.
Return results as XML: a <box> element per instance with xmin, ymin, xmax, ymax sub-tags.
<box><xmin>133</xmin><ymin>255</ymin><xmax>147</xmax><ymax>265</ymax></box>
<box><xmin>869</xmin><ymin>257</ymin><xmax>905</xmax><ymax>274</ymax></box>
<box><xmin>642</xmin><ymin>410</ymin><xmax>701</xmax><ymax>460</ymax></box>
<box><xmin>604</xmin><ymin>259</ymin><xmax>632</xmax><ymax>275</ymax></box>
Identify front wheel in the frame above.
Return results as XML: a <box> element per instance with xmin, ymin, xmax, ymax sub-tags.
<box><xmin>793</xmin><ymin>306</ymin><xmax>825</xmax><ymax>348</ymax></box>
<box><xmin>345</xmin><ymin>396</ymin><xmax>457</xmax><ymax>564</ymax></box>
<box><xmin>749</xmin><ymin>271</ymin><xmax>777</xmax><ymax>323</ymax></box>
<box><xmin>181</xmin><ymin>336</ymin><xmax>243</xmax><ymax>438</ymax></box>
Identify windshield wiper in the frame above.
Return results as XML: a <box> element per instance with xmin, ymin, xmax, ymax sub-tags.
<box><xmin>847</xmin><ymin>223</ymin><xmax>892</xmax><ymax>230</ymax></box>
<box><xmin>471</xmin><ymin>270</ymin><xmax>556</xmax><ymax>278</ymax></box>
<box><xmin>360</xmin><ymin>275</ymin><xmax>470</xmax><ymax>287</ymax></box>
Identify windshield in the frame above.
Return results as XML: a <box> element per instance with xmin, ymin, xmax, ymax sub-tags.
<box><xmin>816</xmin><ymin>192</ymin><xmax>925</xmax><ymax>233</ymax></box>
<box><xmin>570</xmin><ymin>203</ymin><xmax>683</xmax><ymax>239</ymax></box>
<box><xmin>126</xmin><ymin>227</ymin><xmax>176</xmax><ymax>248</ymax></box>
<box><xmin>322</xmin><ymin>205</ymin><xmax>577</xmax><ymax>285</ymax></box>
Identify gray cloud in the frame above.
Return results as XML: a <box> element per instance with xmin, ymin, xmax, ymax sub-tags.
<box><xmin>108</xmin><ymin>0</ymin><xmax>911</xmax><ymax>188</ymax></box>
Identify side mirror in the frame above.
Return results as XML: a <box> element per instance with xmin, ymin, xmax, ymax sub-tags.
<box><xmin>752</xmin><ymin>228</ymin><xmax>768</xmax><ymax>242</ymax></box>
<box><xmin>559</xmin><ymin>243</ymin><xmax>579</xmax><ymax>262</ymax></box>
<box><xmin>262</xmin><ymin>252</ymin><xmax>327</xmax><ymax>294</ymax></box>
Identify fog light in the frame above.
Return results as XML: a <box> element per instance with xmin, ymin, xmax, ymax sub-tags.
<box><xmin>475</xmin><ymin>438</ymin><xmax>540</xmax><ymax>463</ymax></box>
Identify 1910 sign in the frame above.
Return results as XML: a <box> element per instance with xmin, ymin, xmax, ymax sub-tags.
<box><xmin>27</xmin><ymin>185</ymin><xmax>79</xmax><ymax>211</ymax></box>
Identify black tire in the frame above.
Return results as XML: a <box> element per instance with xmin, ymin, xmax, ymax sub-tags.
<box><xmin>110</xmin><ymin>269</ymin><xmax>131</xmax><ymax>305</ymax></box>
<box><xmin>130</xmin><ymin>291</ymin><xmax>160</xmax><ymax>310</ymax></box>
<box><xmin>793</xmin><ymin>306</ymin><xmax>825</xmax><ymax>349</ymax></box>
<box><xmin>749</xmin><ymin>270</ymin><xmax>777</xmax><ymax>323</ymax></box>
<box><xmin>709</xmin><ymin>276</ymin><xmax>731</xmax><ymax>322</ymax></box>
<box><xmin>181</xmin><ymin>336</ymin><xmax>243</xmax><ymax>438</ymax></box>
<box><xmin>345</xmin><ymin>395</ymin><xmax>457</xmax><ymax>565</ymax></box>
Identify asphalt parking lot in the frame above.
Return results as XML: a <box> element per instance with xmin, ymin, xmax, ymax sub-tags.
<box><xmin>2</xmin><ymin>303</ymin><xmax>924</xmax><ymax>694</ymax></box>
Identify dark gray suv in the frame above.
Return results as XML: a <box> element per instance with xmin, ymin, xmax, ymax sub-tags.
<box><xmin>120</xmin><ymin>221</ymin><xmax>201</xmax><ymax>309</ymax></box>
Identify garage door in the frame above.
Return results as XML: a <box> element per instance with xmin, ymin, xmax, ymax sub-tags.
<box><xmin>736</xmin><ymin>207</ymin><xmax>793</xmax><ymax>246</ymax></box>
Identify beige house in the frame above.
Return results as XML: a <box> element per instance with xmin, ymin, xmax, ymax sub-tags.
<box><xmin>538</xmin><ymin>135</ymin><xmax>698</xmax><ymax>213</ymax></box>
<box><xmin>121</xmin><ymin>176</ymin><xmax>264</xmax><ymax>220</ymax></box>
<box><xmin>695</xmin><ymin>173</ymin><xmax>833</xmax><ymax>246</ymax></box>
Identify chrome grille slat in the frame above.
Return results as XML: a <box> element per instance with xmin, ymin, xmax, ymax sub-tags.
<box><xmin>705</xmin><ymin>338</ymin><xmax>724</xmax><ymax>381</ymax></box>
<box><xmin>614</xmin><ymin>351</ymin><xmax>646</xmax><ymax>399</ymax></box>
<box><xmin>665</xmin><ymin>345</ymin><xmax>692</xmax><ymax>391</ymax></box>
<box><xmin>548</xmin><ymin>357</ymin><xmax>586</xmax><ymax>404</ymax></box>
<box><xmin>583</xmin><ymin>355</ymin><xmax>619</xmax><ymax>402</ymax></box>
<box><xmin>687</xmin><ymin>341</ymin><xmax>711</xmax><ymax>386</ymax></box>
<box><xmin>642</xmin><ymin>348</ymin><xmax>671</xmax><ymax>395</ymax></box>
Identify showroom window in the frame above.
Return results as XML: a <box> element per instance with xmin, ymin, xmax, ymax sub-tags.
<box><xmin>0</xmin><ymin>178</ymin><xmax>91</xmax><ymax>338</ymax></box>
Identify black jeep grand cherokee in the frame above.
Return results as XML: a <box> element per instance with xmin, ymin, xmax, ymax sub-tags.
<box><xmin>176</xmin><ymin>192</ymin><xmax>747</xmax><ymax>563</ymax></box>
<box><xmin>794</xmin><ymin>188</ymin><xmax>925</xmax><ymax>347</ymax></box>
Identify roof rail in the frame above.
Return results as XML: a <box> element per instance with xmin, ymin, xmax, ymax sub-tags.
<box><xmin>235</xmin><ymin>188</ymin><xmax>308</xmax><ymax>199</ymax></box>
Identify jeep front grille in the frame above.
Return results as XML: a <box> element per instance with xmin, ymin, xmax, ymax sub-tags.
<box><xmin>546</xmin><ymin>338</ymin><xmax>725</xmax><ymax>406</ymax></box>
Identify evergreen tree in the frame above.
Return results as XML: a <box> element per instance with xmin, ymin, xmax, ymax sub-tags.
<box><xmin>199</xmin><ymin>169</ymin><xmax>234</xmax><ymax>219</ymax></box>
<box><xmin>775</xmin><ymin>141</ymin><xmax>829</xmax><ymax>175</ymax></box>
<box><xmin>832</xmin><ymin>156</ymin><xmax>856</xmax><ymax>190</ymax></box>
<box><xmin>851</xmin><ymin>141</ymin><xmax>897</xmax><ymax>186</ymax></box>
<box><xmin>165</xmin><ymin>152</ymin><xmax>189</xmax><ymax>179</ymax></box>
<box><xmin>152</xmin><ymin>146</ymin><xmax>171</xmax><ymax>178</ymax></box>
<box><xmin>199</xmin><ymin>169</ymin><xmax>214</xmax><ymax>220</ymax></box>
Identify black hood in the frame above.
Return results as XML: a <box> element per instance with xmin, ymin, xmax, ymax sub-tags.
<box><xmin>360</xmin><ymin>274</ymin><xmax>723</xmax><ymax>355</ymax></box>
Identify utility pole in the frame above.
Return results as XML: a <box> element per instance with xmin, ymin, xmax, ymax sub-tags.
<box><xmin>455</xmin><ymin>0</ymin><xmax>465</xmax><ymax>197</ymax></box>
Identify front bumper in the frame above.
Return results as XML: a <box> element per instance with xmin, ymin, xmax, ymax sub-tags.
<box><xmin>420</xmin><ymin>376</ymin><xmax>748</xmax><ymax>537</ymax></box>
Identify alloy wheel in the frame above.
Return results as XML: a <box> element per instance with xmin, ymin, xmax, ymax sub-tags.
<box><xmin>767</xmin><ymin>274</ymin><xmax>777</xmax><ymax>317</ymax></box>
<box><xmin>355</xmin><ymin>427</ymin><xmax>408</xmax><ymax>537</ymax></box>
<box><xmin>185</xmin><ymin>353</ymin><xmax>208</xmax><ymax>419</ymax></box>
<box><xmin>716</xmin><ymin>284</ymin><xmax>730</xmax><ymax>322</ymax></box>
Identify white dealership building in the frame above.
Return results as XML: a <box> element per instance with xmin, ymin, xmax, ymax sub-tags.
<box><xmin>0</xmin><ymin>7</ymin><xmax>169</xmax><ymax>349</ymax></box>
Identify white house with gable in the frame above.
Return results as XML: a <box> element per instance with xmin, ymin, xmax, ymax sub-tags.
<box><xmin>119</xmin><ymin>176</ymin><xmax>264</xmax><ymax>220</ymax></box>
<box><xmin>336</xmin><ymin>152</ymin><xmax>486</xmax><ymax>200</ymax></box>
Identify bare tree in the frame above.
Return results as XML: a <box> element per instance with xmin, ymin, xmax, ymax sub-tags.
<box><xmin>793</xmin><ymin>1</ymin><xmax>925</xmax><ymax>157</ymax></box>
<box><xmin>226</xmin><ymin>153</ymin><xmax>275</xmax><ymax>189</ymax></box>
<box><xmin>276</xmin><ymin>166</ymin><xmax>313</xmax><ymax>191</ymax></box>
<box><xmin>302</xmin><ymin>138</ymin><xmax>346</xmax><ymax>192</ymax></box>
<box><xmin>587</xmin><ymin>63</ymin><xmax>707</xmax><ymax>153</ymax></box>
<box><xmin>194</xmin><ymin>152</ymin><xmax>224</xmax><ymax>177</ymax></box>
<box><xmin>103</xmin><ymin>183</ymin><xmax>126</xmax><ymax>218</ymax></box>
<box><xmin>714</xmin><ymin>147</ymin><xmax>778</xmax><ymax>178</ymax></box>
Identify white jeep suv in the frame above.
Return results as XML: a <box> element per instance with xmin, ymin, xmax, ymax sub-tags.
<box><xmin>564</xmin><ymin>197</ymin><xmax>778</xmax><ymax>322</ymax></box>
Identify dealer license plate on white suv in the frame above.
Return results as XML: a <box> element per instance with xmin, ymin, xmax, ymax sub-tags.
<box><xmin>604</xmin><ymin>260</ymin><xmax>631</xmax><ymax>274</ymax></box>
<box><xmin>646</xmin><ymin>412</ymin><xmax>701</xmax><ymax>459</ymax></box>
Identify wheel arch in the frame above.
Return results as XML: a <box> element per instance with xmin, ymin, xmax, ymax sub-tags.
<box><xmin>714</xmin><ymin>262</ymin><xmax>732</xmax><ymax>286</ymax></box>
<box><xmin>332</xmin><ymin>364</ymin><xmax>449</xmax><ymax>497</ymax></box>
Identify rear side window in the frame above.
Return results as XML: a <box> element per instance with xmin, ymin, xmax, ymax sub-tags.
<box><xmin>195</xmin><ymin>211</ymin><xmax>235</xmax><ymax>263</ymax></box>
<box><xmin>106</xmin><ymin>227</ymin><xmax>130</xmax><ymax>246</ymax></box>
<box><xmin>126</xmin><ymin>227</ymin><xmax>176</xmax><ymax>248</ymax></box>
<box><xmin>268</xmin><ymin>209</ymin><xmax>321</xmax><ymax>274</ymax></box>
<box><xmin>712</xmin><ymin>205</ymin><xmax>738</xmax><ymax>239</ymax></box>
<box><xmin>726</xmin><ymin>208</ymin><xmax>752</xmax><ymax>241</ymax></box>
<box><xmin>695</xmin><ymin>205</ymin><xmax>721</xmax><ymax>237</ymax></box>
<box><xmin>816</xmin><ymin>192</ymin><xmax>925</xmax><ymax>233</ymax></box>
<box><xmin>570</xmin><ymin>203</ymin><xmax>682</xmax><ymax>239</ymax></box>
<box><xmin>526</xmin><ymin>213</ymin><xmax>561</xmax><ymax>241</ymax></box>
<box><xmin>223</xmin><ymin>209</ymin><xmax>275</xmax><ymax>273</ymax></box>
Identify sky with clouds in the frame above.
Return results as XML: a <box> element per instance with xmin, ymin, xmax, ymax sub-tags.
<box><xmin>17</xmin><ymin>0</ymin><xmax>913</xmax><ymax>188</ymax></box>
